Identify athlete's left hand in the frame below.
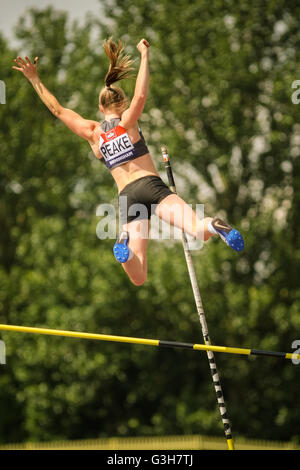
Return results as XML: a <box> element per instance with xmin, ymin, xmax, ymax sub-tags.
<box><xmin>12</xmin><ymin>56</ymin><xmax>39</xmax><ymax>80</ymax></box>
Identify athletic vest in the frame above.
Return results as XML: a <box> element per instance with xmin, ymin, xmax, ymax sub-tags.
<box><xmin>98</xmin><ymin>118</ymin><xmax>149</xmax><ymax>170</ymax></box>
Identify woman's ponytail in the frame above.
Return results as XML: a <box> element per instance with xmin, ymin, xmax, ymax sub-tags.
<box><xmin>99</xmin><ymin>37</ymin><xmax>134</xmax><ymax>111</ymax></box>
<box><xmin>103</xmin><ymin>37</ymin><xmax>134</xmax><ymax>87</ymax></box>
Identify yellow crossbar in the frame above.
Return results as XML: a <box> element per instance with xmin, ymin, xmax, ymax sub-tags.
<box><xmin>0</xmin><ymin>324</ymin><xmax>299</xmax><ymax>361</ymax></box>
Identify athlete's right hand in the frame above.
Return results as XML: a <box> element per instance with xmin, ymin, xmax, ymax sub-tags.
<box><xmin>137</xmin><ymin>39</ymin><xmax>150</xmax><ymax>56</ymax></box>
<box><xmin>12</xmin><ymin>56</ymin><xmax>39</xmax><ymax>80</ymax></box>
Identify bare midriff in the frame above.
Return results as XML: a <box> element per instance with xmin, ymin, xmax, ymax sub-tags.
<box><xmin>111</xmin><ymin>153</ymin><xmax>159</xmax><ymax>193</ymax></box>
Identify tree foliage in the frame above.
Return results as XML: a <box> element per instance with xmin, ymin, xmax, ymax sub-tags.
<box><xmin>0</xmin><ymin>1</ymin><xmax>299</xmax><ymax>444</ymax></box>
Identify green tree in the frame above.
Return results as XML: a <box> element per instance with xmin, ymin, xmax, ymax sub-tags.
<box><xmin>97</xmin><ymin>0</ymin><xmax>300</xmax><ymax>442</ymax></box>
<box><xmin>0</xmin><ymin>1</ymin><xmax>300</xmax><ymax>444</ymax></box>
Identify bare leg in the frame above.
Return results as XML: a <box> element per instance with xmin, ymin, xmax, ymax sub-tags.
<box><xmin>121</xmin><ymin>218</ymin><xmax>150</xmax><ymax>286</ymax></box>
<box><xmin>155</xmin><ymin>193</ymin><xmax>214</xmax><ymax>241</ymax></box>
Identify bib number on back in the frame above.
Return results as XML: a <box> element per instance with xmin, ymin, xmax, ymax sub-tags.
<box><xmin>99</xmin><ymin>126</ymin><xmax>135</xmax><ymax>169</ymax></box>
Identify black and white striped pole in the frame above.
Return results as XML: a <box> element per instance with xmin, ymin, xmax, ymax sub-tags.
<box><xmin>161</xmin><ymin>145</ymin><xmax>235</xmax><ymax>450</ymax></box>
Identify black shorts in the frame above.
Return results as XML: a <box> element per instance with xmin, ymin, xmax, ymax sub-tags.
<box><xmin>118</xmin><ymin>175</ymin><xmax>173</xmax><ymax>225</ymax></box>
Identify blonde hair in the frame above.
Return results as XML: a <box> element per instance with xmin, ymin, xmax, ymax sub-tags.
<box><xmin>99</xmin><ymin>37</ymin><xmax>134</xmax><ymax>111</ymax></box>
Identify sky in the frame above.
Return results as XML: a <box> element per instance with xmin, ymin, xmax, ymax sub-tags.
<box><xmin>0</xmin><ymin>0</ymin><xmax>102</xmax><ymax>45</ymax></box>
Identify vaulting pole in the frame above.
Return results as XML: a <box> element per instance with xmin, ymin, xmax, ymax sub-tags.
<box><xmin>161</xmin><ymin>145</ymin><xmax>235</xmax><ymax>450</ymax></box>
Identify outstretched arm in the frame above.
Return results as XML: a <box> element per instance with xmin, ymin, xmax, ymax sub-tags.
<box><xmin>12</xmin><ymin>56</ymin><xmax>97</xmax><ymax>142</ymax></box>
<box><xmin>121</xmin><ymin>39</ymin><xmax>150</xmax><ymax>128</ymax></box>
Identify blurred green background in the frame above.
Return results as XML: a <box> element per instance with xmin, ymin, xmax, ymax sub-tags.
<box><xmin>0</xmin><ymin>0</ymin><xmax>300</xmax><ymax>445</ymax></box>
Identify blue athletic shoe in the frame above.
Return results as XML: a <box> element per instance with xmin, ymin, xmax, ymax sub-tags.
<box><xmin>113</xmin><ymin>231</ymin><xmax>131</xmax><ymax>263</ymax></box>
<box><xmin>211</xmin><ymin>217</ymin><xmax>244</xmax><ymax>252</ymax></box>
